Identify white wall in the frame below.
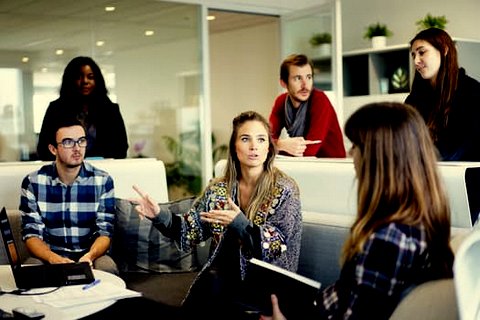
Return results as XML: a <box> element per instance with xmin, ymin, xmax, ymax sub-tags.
<box><xmin>209</xmin><ymin>21</ymin><xmax>280</xmax><ymax>146</ymax></box>
<box><xmin>114</xmin><ymin>37</ymin><xmax>201</xmax><ymax>160</ymax></box>
<box><xmin>341</xmin><ymin>0</ymin><xmax>480</xmax><ymax>52</ymax></box>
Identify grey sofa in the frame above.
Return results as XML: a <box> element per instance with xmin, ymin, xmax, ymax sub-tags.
<box><xmin>0</xmin><ymin>157</ymin><xmax>350</xmax><ymax>310</ymax></box>
<box><xmin>0</xmin><ymin>158</ymin><xmax>197</xmax><ymax>307</ymax></box>
<box><xmin>2</xmin><ymin>157</ymin><xmax>474</xmax><ymax>318</ymax></box>
<box><xmin>1</xmin><ymin>204</ymin><xmax>347</xmax><ymax>310</ymax></box>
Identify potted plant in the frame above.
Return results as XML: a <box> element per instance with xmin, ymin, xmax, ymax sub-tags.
<box><xmin>416</xmin><ymin>13</ymin><xmax>448</xmax><ymax>30</ymax></box>
<box><xmin>162</xmin><ymin>132</ymin><xmax>202</xmax><ymax>199</ymax></box>
<box><xmin>309</xmin><ymin>32</ymin><xmax>332</xmax><ymax>58</ymax></box>
<box><xmin>363</xmin><ymin>22</ymin><xmax>393</xmax><ymax>49</ymax></box>
<box><xmin>162</xmin><ymin>130</ymin><xmax>227</xmax><ymax>200</ymax></box>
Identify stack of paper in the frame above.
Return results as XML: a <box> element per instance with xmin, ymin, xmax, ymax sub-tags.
<box><xmin>33</xmin><ymin>282</ymin><xmax>141</xmax><ymax>308</ymax></box>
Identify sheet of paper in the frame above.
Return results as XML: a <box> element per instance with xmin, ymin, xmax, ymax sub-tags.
<box><xmin>32</xmin><ymin>282</ymin><xmax>141</xmax><ymax>308</ymax></box>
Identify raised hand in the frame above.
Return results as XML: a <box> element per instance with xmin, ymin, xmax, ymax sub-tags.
<box><xmin>130</xmin><ymin>184</ymin><xmax>160</xmax><ymax>219</ymax></box>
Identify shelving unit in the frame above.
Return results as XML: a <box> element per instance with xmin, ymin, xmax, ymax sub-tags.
<box><xmin>342</xmin><ymin>44</ymin><xmax>412</xmax><ymax>97</ymax></box>
<box><xmin>339</xmin><ymin>38</ymin><xmax>480</xmax><ymax>128</ymax></box>
<box><xmin>312</xmin><ymin>56</ymin><xmax>332</xmax><ymax>91</ymax></box>
<box><xmin>341</xmin><ymin>38</ymin><xmax>480</xmax><ymax>100</ymax></box>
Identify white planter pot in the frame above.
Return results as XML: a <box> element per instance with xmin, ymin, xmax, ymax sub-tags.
<box><xmin>371</xmin><ymin>36</ymin><xmax>387</xmax><ymax>49</ymax></box>
<box><xmin>315</xmin><ymin>43</ymin><xmax>331</xmax><ymax>58</ymax></box>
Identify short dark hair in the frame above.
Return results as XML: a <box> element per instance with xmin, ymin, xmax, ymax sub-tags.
<box><xmin>280</xmin><ymin>54</ymin><xmax>314</xmax><ymax>84</ymax></box>
<box><xmin>48</xmin><ymin>116</ymin><xmax>86</xmax><ymax>146</ymax></box>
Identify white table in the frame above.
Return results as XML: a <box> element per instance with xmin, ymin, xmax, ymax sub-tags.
<box><xmin>0</xmin><ymin>265</ymin><xmax>127</xmax><ymax>319</ymax></box>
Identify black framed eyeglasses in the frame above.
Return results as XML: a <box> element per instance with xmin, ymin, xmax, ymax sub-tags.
<box><xmin>57</xmin><ymin>137</ymin><xmax>88</xmax><ymax>148</ymax></box>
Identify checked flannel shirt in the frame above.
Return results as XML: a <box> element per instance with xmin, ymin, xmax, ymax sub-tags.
<box><xmin>20</xmin><ymin>162</ymin><xmax>115</xmax><ymax>258</ymax></box>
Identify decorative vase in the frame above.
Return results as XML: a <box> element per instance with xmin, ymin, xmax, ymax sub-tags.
<box><xmin>315</xmin><ymin>43</ymin><xmax>331</xmax><ymax>58</ymax></box>
<box><xmin>371</xmin><ymin>36</ymin><xmax>387</xmax><ymax>49</ymax></box>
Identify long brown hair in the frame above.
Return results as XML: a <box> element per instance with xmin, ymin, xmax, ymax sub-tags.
<box><xmin>409</xmin><ymin>28</ymin><xmax>459</xmax><ymax>142</ymax></box>
<box><xmin>343</xmin><ymin>102</ymin><xmax>452</xmax><ymax>275</ymax></box>
<box><xmin>222</xmin><ymin>111</ymin><xmax>282</xmax><ymax>220</ymax></box>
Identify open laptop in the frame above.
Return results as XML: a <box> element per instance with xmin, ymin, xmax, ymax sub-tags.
<box><xmin>0</xmin><ymin>207</ymin><xmax>95</xmax><ymax>289</ymax></box>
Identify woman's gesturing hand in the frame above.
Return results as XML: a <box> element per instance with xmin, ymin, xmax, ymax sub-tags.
<box><xmin>200</xmin><ymin>197</ymin><xmax>241</xmax><ymax>226</ymax></box>
<box><xmin>130</xmin><ymin>184</ymin><xmax>160</xmax><ymax>219</ymax></box>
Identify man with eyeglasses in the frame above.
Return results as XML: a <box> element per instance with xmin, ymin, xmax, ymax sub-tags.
<box><xmin>19</xmin><ymin>117</ymin><xmax>118</xmax><ymax>274</ymax></box>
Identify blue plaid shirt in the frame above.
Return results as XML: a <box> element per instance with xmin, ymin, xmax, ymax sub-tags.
<box><xmin>20</xmin><ymin>162</ymin><xmax>115</xmax><ymax>259</ymax></box>
<box><xmin>316</xmin><ymin>222</ymin><xmax>440</xmax><ymax>319</ymax></box>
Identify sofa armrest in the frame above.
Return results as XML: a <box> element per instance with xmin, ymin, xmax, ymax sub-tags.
<box><xmin>389</xmin><ymin>279</ymin><xmax>458</xmax><ymax>320</ymax></box>
<box><xmin>297</xmin><ymin>211</ymin><xmax>352</xmax><ymax>287</ymax></box>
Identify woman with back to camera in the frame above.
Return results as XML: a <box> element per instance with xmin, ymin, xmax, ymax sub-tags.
<box><xmin>405</xmin><ymin>27</ymin><xmax>480</xmax><ymax>161</ymax></box>
<box><xmin>37</xmin><ymin>56</ymin><xmax>128</xmax><ymax>160</ymax></box>
<box><xmin>132</xmin><ymin>110</ymin><xmax>302</xmax><ymax>319</ymax></box>
<box><xmin>263</xmin><ymin>102</ymin><xmax>454</xmax><ymax>320</ymax></box>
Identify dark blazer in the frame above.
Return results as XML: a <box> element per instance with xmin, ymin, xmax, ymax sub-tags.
<box><xmin>37</xmin><ymin>98</ymin><xmax>129</xmax><ymax>160</ymax></box>
<box><xmin>405</xmin><ymin>68</ymin><xmax>480</xmax><ymax>161</ymax></box>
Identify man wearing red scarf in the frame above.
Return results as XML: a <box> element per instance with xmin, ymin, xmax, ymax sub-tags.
<box><xmin>269</xmin><ymin>54</ymin><xmax>346</xmax><ymax>158</ymax></box>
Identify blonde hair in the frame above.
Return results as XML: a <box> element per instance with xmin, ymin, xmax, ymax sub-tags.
<box><xmin>343</xmin><ymin>102</ymin><xmax>452</xmax><ymax>275</ymax></box>
<box><xmin>220</xmin><ymin>111</ymin><xmax>281</xmax><ymax>220</ymax></box>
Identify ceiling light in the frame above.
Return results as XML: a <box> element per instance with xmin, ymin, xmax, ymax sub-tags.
<box><xmin>105</xmin><ymin>6</ymin><xmax>115</xmax><ymax>12</ymax></box>
<box><xmin>41</xmin><ymin>67</ymin><xmax>48</xmax><ymax>73</ymax></box>
<box><xmin>207</xmin><ymin>15</ymin><xmax>216</xmax><ymax>21</ymax></box>
<box><xmin>55</xmin><ymin>49</ymin><xmax>64</xmax><ymax>55</ymax></box>
<box><xmin>96</xmin><ymin>40</ymin><xmax>105</xmax><ymax>47</ymax></box>
<box><xmin>144</xmin><ymin>30</ymin><xmax>154</xmax><ymax>36</ymax></box>
<box><xmin>21</xmin><ymin>56</ymin><xmax>29</xmax><ymax>63</ymax></box>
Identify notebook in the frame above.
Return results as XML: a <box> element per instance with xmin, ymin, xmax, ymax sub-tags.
<box><xmin>0</xmin><ymin>207</ymin><xmax>95</xmax><ymax>289</ymax></box>
<box><xmin>236</xmin><ymin>258</ymin><xmax>321</xmax><ymax>318</ymax></box>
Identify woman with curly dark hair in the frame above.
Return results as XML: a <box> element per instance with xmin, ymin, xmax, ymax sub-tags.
<box><xmin>37</xmin><ymin>56</ymin><xmax>128</xmax><ymax>160</ymax></box>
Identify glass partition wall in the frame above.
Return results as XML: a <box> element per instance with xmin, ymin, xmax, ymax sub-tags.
<box><xmin>0</xmin><ymin>0</ymin><xmax>205</xmax><ymax>199</ymax></box>
<box><xmin>280</xmin><ymin>1</ymin><xmax>342</xmax><ymax>122</ymax></box>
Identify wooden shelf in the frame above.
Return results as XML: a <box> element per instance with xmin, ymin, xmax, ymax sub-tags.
<box><xmin>342</xmin><ymin>45</ymin><xmax>411</xmax><ymax>97</ymax></box>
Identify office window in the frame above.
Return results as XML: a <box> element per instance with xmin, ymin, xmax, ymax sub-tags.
<box><xmin>0</xmin><ymin>68</ymin><xmax>25</xmax><ymax>160</ymax></box>
<box><xmin>0</xmin><ymin>0</ymin><xmax>204</xmax><ymax>199</ymax></box>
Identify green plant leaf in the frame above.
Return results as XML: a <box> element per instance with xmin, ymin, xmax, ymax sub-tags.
<box><xmin>416</xmin><ymin>13</ymin><xmax>448</xmax><ymax>30</ymax></box>
<box><xmin>309</xmin><ymin>32</ymin><xmax>332</xmax><ymax>46</ymax></box>
<box><xmin>391</xmin><ymin>68</ymin><xmax>408</xmax><ymax>90</ymax></box>
<box><xmin>162</xmin><ymin>130</ymin><xmax>227</xmax><ymax>197</ymax></box>
<box><xmin>363</xmin><ymin>22</ymin><xmax>393</xmax><ymax>39</ymax></box>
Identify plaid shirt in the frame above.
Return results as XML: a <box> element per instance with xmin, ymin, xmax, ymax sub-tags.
<box><xmin>317</xmin><ymin>222</ymin><xmax>433</xmax><ymax>320</ymax></box>
<box><xmin>20</xmin><ymin>162</ymin><xmax>115</xmax><ymax>258</ymax></box>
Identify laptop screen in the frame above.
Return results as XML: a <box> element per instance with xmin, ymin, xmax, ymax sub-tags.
<box><xmin>0</xmin><ymin>207</ymin><xmax>20</xmax><ymax>268</ymax></box>
<box><xmin>0</xmin><ymin>207</ymin><xmax>96</xmax><ymax>289</ymax></box>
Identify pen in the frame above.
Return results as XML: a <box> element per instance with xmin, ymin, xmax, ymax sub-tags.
<box><xmin>82</xmin><ymin>279</ymin><xmax>101</xmax><ymax>290</ymax></box>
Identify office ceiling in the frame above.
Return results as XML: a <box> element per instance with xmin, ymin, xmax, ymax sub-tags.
<box><xmin>208</xmin><ymin>9</ymin><xmax>278</xmax><ymax>34</ymax></box>
<box><xmin>172</xmin><ymin>0</ymin><xmax>325</xmax><ymax>15</ymax></box>
<box><xmin>0</xmin><ymin>0</ymin><xmax>312</xmax><ymax>72</ymax></box>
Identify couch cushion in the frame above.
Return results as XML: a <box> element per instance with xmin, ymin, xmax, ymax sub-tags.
<box><xmin>113</xmin><ymin>197</ymin><xmax>201</xmax><ymax>274</ymax></box>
